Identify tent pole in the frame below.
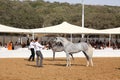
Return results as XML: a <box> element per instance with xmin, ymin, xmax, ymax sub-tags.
<box><xmin>109</xmin><ymin>34</ymin><xmax>111</xmax><ymax>47</ymax></box>
<box><xmin>20</xmin><ymin>34</ymin><xmax>22</xmax><ymax>44</ymax></box>
<box><xmin>10</xmin><ymin>33</ymin><xmax>12</xmax><ymax>42</ymax></box>
<box><xmin>3</xmin><ymin>33</ymin><xmax>5</xmax><ymax>46</ymax></box>
<box><xmin>32</xmin><ymin>32</ymin><xmax>35</xmax><ymax>40</ymax></box>
<box><xmin>70</xmin><ymin>34</ymin><xmax>72</xmax><ymax>42</ymax></box>
<box><xmin>87</xmin><ymin>35</ymin><xmax>89</xmax><ymax>43</ymax></box>
<box><xmin>82</xmin><ymin>0</ymin><xmax>84</xmax><ymax>38</ymax></box>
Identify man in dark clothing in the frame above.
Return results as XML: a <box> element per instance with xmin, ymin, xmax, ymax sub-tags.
<box><xmin>28</xmin><ymin>39</ymin><xmax>35</xmax><ymax>61</ymax></box>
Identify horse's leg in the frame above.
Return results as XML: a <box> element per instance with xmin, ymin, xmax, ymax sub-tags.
<box><xmin>86</xmin><ymin>60</ymin><xmax>89</xmax><ymax>67</ymax></box>
<box><xmin>66</xmin><ymin>53</ymin><xmax>71</xmax><ymax>67</ymax></box>
<box><xmin>86</xmin><ymin>56</ymin><xmax>94</xmax><ymax>67</ymax></box>
<box><xmin>90</xmin><ymin>58</ymin><xmax>93</xmax><ymax>66</ymax></box>
<box><xmin>70</xmin><ymin>53</ymin><xmax>74</xmax><ymax>60</ymax></box>
<box><xmin>53</xmin><ymin>51</ymin><xmax>55</xmax><ymax>60</ymax></box>
<box><xmin>88</xmin><ymin>45</ymin><xmax>93</xmax><ymax>66</ymax></box>
<box><xmin>82</xmin><ymin>51</ymin><xmax>90</xmax><ymax>67</ymax></box>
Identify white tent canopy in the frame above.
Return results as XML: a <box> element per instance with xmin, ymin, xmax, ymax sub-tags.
<box><xmin>99</xmin><ymin>27</ymin><xmax>120</xmax><ymax>34</ymax></box>
<box><xmin>0</xmin><ymin>22</ymin><xmax>120</xmax><ymax>35</ymax></box>
<box><xmin>0</xmin><ymin>24</ymin><xmax>31</xmax><ymax>33</ymax></box>
<box><xmin>30</xmin><ymin>22</ymin><xmax>100</xmax><ymax>34</ymax></box>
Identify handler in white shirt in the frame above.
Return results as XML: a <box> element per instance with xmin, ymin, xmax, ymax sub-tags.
<box><xmin>34</xmin><ymin>37</ymin><xmax>45</xmax><ymax>67</ymax></box>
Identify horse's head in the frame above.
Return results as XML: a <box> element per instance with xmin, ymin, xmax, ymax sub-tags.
<box><xmin>54</xmin><ymin>37</ymin><xmax>68</xmax><ymax>43</ymax></box>
<box><xmin>54</xmin><ymin>37</ymin><xmax>62</xmax><ymax>43</ymax></box>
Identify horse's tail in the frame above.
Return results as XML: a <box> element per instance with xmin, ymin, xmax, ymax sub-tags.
<box><xmin>88</xmin><ymin>43</ymin><xmax>92</xmax><ymax>47</ymax></box>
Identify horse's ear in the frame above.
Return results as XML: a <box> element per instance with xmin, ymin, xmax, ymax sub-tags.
<box><xmin>57</xmin><ymin>34</ymin><xmax>60</xmax><ymax>37</ymax></box>
<box><xmin>53</xmin><ymin>37</ymin><xmax>57</xmax><ymax>40</ymax></box>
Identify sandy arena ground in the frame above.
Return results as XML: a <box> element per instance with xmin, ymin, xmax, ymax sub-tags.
<box><xmin>0</xmin><ymin>58</ymin><xmax>120</xmax><ymax>80</ymax></box>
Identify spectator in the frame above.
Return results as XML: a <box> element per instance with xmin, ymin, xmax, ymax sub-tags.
<box><xmin>7</xmin><ymin>41</ymin><xmax>12</xmax><ymax>50</ymax></box>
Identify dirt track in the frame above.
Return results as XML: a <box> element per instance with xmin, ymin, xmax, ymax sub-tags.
<box><xmin>0</xmin><ymin>58</ymin><xmax>120</xmax><ymax>80</ymax></box>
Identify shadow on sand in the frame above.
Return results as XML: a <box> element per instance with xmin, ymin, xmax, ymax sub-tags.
<box><xmin>26</xmin><ymin>63</ymin><xmax>86</xmax><ymax>67</ymax></box>
<box><xmin>43</xmin><ymin>63</ymin><xmax>86</xmax><ymax>67</ymax></box>
<box><xmin>116</xmin><ymin>68</ymin><xmax>120</xmax><ymax>70</ymax></box>
<box><xmin>44</xmin><ymin>58</ymin><xmax>66</xmax><ymax>61</ymax></box>
<box><xmin>53</xmin><ymin>64</ymin><xmax>85</xmax><ymax>67</ymax></box>
<box><xmin>26</xmin><ymin>64</ymin><xmax>41</xmax><ymax>68</ymax></box>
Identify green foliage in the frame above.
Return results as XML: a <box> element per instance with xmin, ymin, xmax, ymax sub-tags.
<box><xmin>0</xmin><ymin>0</ymin><xmax>120</xmax><ymax>29</ymax></box>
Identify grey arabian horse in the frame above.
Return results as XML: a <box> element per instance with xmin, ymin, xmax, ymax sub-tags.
<box><xmin>54</xmin><ymin>37</ymin><xmax>93</xmax><ymax>67</ymax></box>
<box><xmin>51</xmin><ymin>42</ymin><xmax>74</xmax><ymax>60</ymax></box>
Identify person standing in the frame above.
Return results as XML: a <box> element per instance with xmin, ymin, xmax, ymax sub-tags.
<box><xmin>7</xmin><ymin>41</ymin><xmax>12</xmax><ymax>50</ymax></box>
<box><xmin>34</xmin><ymin>37</ymin><xmax>44</xmax><ymax>67</ymax></box>
<box><xmin>28</xmin><ymin>39</ymin><xmax>35</xmax><ymax>61</ymax></box>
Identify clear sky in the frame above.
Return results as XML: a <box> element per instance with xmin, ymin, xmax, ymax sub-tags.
<box><xmin>44</xmin><ymin>0</ymin><xmax>120</xmax><ymax>6</ymax></box>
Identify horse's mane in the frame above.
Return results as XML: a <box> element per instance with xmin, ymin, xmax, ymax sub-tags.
<box><xmin>58</xmin><ymin>37</ymin><xmax>70</xmax><ymax>42</ymax></box>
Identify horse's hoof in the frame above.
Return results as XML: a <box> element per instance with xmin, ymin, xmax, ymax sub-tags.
<box><xmin>66</xmin><ymin>65</ymin><xmax>68</xmax><ymax>67</ymax></box>
<box><xmin>86</xmin><ymin>65</ymin><xmax>89</xmax><ymax>67</ymax></box>
<box><xmin>91</xmin><ymin>65</ymin><xmax>93</xmax><ymax>67</ymax></box>
<box><xmin>66</xmin><ymin>65</ymin><xmax>71</xmax><ymax>67</ymax></box>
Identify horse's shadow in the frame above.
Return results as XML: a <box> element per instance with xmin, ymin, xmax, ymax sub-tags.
<box><xmin>44</xmin><ymin>63</ymin><xmax>86</xmax><ymax>67</ymax></box>
<box><xmin>26</xmin><ymin>63</ymin><xmax>86</xmax><ymax>67</ymax></box>
<box><xmin>116</xmin><ymin>68</ymin><xmax>120</xmax><ymax>70</ymax></box>
<box><xmin>43</xmin><ymin>63</ymin><xmax>65</xmax><ymax>67</ymax></box>
<box><xmin>53</xmin><ymin>64</ymin><xmax>85</xmax><ymax>67</ymax></box>
<box><xmin>26</xmin><ymin>64</ymin><xmax>38</xmax><ymax>68</ymax></box>
<box><xmin>44</xmin><ymin>58</ymin><xmax>66</xmax><ymax>61</ymax></box>
<box><xmin>25</xmin><ymin>63</ymin><xmax>66</xmax><ymax>67</ymax></box>
<box><xmin>71</xmin><ymin>64</ymin><xmax>86</xmax><ymax>66</ymax></box>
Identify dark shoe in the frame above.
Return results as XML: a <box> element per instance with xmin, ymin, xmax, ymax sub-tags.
<box><xmin>32</xmin><ymin>60</ymin><xmax>34</xmax><ymax>61</ymax></box>
<box><xmin>38</xmin><ymin>66</ymin><xmax>43</xmax><ymax>67</ymax></box>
